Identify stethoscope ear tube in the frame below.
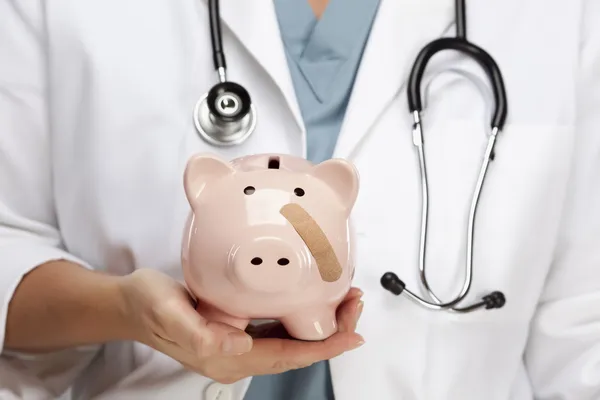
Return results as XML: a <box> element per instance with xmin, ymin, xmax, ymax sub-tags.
<box><xmin>385</xmin><ymin>16</ymin><xmax>509</xmax><ymax>312</ymax></box>
<box><xmin>407</xmin><ymin>37</ymin><xmax>508</xmax><ymax>132</ymax></box>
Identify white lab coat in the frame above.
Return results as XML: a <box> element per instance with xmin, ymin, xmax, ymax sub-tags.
<box><xmin>0</xmin><ymin>0</ymin><xmax>599</xmax><ymax>399</ymax></box>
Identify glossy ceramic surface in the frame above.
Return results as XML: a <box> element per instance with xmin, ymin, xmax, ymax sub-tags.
<box><xmin>181</xmin><ymin>153</ymin><xmax>359</xmax><ymax>340</ymax></box>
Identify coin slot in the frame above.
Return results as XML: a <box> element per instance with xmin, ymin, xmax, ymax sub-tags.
<box><xmin>268</xmin><ymin>157</ymin><xmax>280</xmax><ymax>169</ymax></box>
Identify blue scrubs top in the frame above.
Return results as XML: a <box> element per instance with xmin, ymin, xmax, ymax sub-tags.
<box><xmin>243</xmin><ymin>0</ymin><xmax>380</xmax><ymax>398</ymax></box>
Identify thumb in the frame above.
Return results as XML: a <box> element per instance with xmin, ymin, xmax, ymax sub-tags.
<box><xmin>156</xmin><ymin>300</ymin><xmax>253</xmax><ymax>357</ymax></box>
<box><xmin>204</xmin><ymin>320</ymin><xmax>255</xmax><ymax>355</ymax></box>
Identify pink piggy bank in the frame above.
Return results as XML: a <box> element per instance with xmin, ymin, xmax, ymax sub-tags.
<box><xmin>181</xmin><ymin>153</ymin><xmax>360</xmax><ymax>341</ymax></box>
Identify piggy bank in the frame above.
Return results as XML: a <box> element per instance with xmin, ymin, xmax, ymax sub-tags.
<box><xmin>181</xmin><ymin>153</ymin><xmax>359</xmax><ymax>341</ymax></box>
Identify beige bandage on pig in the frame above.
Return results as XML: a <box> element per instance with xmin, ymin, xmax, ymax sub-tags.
<box><xmin>280</xmin><ymin>203</ymin><xmax>343</xmax><ymax>282</ymax></box>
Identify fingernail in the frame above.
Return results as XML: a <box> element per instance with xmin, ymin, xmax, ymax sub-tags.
<box><xmin>355</xmin><ymin>301</ymin><xmax>364</xmax><ymax>321</ymax></box>
<box><xmin>351</xmin><ymin>336</ymin><xmax>365</xmax><ymax>349</ymax></box>
<box><xmin>223</xmin><ymin>332</ymin><xmax>253</xmax><ymax>354</ymax></box>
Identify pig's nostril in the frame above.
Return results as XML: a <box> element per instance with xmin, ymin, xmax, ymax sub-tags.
<box><xmin>277</xmin><ymin>258</ymin><xmax>290</xmax><ymax>266</ymax></box>
<box><xmin>251</xmin><ymin>257</ymin><xmax>263</xmax><ymax>265</ymax></box>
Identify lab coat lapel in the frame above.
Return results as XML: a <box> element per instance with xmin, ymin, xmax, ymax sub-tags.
<box><xmin>203</xmin><ymin>0</ymin><xmax>305</xmax><ymax>134</ymax></box>
<box><xmin>334</xmin><ymin>0</ymin><xmax>454</xmax><ymax>159</ymax></box>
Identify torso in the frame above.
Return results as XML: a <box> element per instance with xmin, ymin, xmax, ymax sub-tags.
<box><xmin>15</xmin><ymin>0</ymin><xmax>586</xmax><ymax>399</ymax></box>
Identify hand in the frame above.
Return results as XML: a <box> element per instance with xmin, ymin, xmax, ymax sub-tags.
<box><xmin>119</xmin><ymin>269</ymin><xmax>365</xmax><ymax>384</ymax></box>
<box><xmin>212</xmin><ymin>286</ymin><xmax>364</xmax><ymax>382</ymax></box>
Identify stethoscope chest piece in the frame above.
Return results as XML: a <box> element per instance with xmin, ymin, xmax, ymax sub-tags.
<box><xmin>193</xmin><ymin>81</ymin><xmax>257</xmax><ymax>147</ymax></box>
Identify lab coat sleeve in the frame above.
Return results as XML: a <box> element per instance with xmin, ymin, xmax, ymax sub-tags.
<box><xmin>523</xmin><ymin>1</ymin><xmax>600</xmax><ymax>399</ymax></box>
<box><xmin>0</xmin><ymin>1</ymin><xmax>98</xmax><ymax>398</ymax></box>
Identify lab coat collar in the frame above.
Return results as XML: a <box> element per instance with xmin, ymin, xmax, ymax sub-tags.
<box><xmin>334</xmin><ymin>0</ymin><xmax>454</xmax><ymax>159</ymax></box>
<box><xmin>201</xmin><ymin>0</ymin><xmax>306</xmax><ymax>137</ymax></box>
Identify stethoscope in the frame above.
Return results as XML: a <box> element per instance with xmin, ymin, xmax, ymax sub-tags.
<box><xmin>193</xmin><ymin>0</ymin><xmax>507</xmax><ymax>314</ymax></box>
<box><xmin>193</xmin><ymin>0</ymin><xmax>257</xmax><ymax>146</ymax></box>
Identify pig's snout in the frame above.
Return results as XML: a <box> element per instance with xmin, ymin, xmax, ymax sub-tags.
<box><xmin>231</xmin><ymin>237</ymin><xmax>308</xmax><ymax>293</ymax></box>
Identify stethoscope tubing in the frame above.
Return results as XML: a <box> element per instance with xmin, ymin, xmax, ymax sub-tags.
<box><xmin>200</xmin><ymin>0</ymin><xmax>508</xmax><ymax>313</ymax></box>
<box><xmin>380</xmin><ymin>0</ymin><xmax>508</xmax><ymax>313</ymax></box>
<box><xmin>407</xmin><ymin>37</ymin><xmax>508</xmax><ymax>132</ymax></box>
<box><xmin>208</xmin><ymin>0</ymin><xmax>226</xmax><ymax>78</ymax></box>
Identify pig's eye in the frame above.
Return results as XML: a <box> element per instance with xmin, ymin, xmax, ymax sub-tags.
<box><xmin>294</xmin><ymin>188</ymin><xmax>305</xmax><ymax>197</ymax></box>
<box><xmin>244</xmin><ymin>186</ymin><xmax>255</xmax><ymax>195</ymax></box>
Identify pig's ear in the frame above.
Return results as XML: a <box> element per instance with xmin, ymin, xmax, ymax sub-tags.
<box><xmin>184</xmin><ymin>153</ymin><xmax>235</xmax><ymax>205</ymax></box>
<box><xmin>312</xmin><ymin>158</ymin><xmax>360</xmax><ymax>212</ymax></box>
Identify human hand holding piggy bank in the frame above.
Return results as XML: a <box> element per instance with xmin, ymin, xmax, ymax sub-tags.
<box><xmin>181</xmin><ymin>153</ymin><xmax>359</xmax><ymax>341</ymax></box>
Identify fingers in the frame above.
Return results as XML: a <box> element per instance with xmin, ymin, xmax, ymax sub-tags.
<box><xmin>233</xmin><ymin>331</ymin><xmax>364</xmax><ymax>376</ymax></box>
<box><xmin>337</xmin><ymin>289</ymin><xmax>364</xmax><ymax>333</ymax></box>
<box><xmin>235</xmin><ymin>288</ymin><xmax>367</xmax><ymax>375</ymax></box>
<box><xmin>156</xmin><ymin>286</ymin><xmax>365</xmax><ymax>383</ymax></box>
<box><xmin>337</xmin><ymin>297</ymin><xmax>363</xmax><ymax>333</ymax></box>
<box><xmin>344</xmin><ymin>287</ymin><xmax>364</xmax><ymax>301</ymax></box>
<box><xmin>190</xmin><ymin>288</ymin><xmax>366</xmax><ymax>383</ymax></box>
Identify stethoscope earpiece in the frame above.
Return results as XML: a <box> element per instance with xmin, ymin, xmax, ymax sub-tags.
<box><xmin>380</xmin><ymin>271</ymin><xmax>506</xmax><ymax>313</ymax></box>
<box><xmin>380</xmin><ymin>272</ymin><xmax>406</xmax><ymax>296</ymax></box>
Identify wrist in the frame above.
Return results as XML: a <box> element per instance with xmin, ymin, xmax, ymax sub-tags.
<box><xmin>112</xmin><ymin>270</ymin><xmax>156</xmax><ymax>345</ymax></box>
<box><xmin>99</xmin><ymin>274</ymin><xmax>137</xmax><ymax>342</ymax></box>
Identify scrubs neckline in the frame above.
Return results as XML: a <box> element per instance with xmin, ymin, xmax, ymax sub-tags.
<box><xmin>274</xmin><ymin>0</ymin><xmax>381</xmax><ymax>102</ymax></box>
